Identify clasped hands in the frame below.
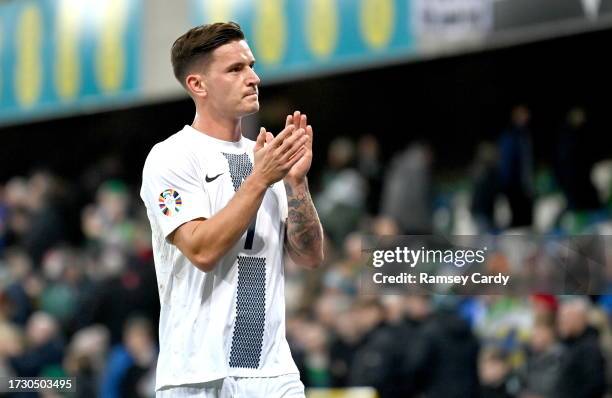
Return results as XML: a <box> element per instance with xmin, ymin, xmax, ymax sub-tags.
<box><xmin>253</xmin><ymin>110</ymin><xmax>314</xmax><ymax>187</ymax></box>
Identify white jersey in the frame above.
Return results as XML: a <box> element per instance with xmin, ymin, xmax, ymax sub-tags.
<box><xmin>140</xmin><ymin>125</ymin><xmax>299</xmax><ymax>391</ymax></box>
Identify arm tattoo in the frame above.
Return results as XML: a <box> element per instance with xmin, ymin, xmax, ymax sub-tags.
<box><xmin>284</xmin><ymin>181</ymin><xmax>323</xmax><ymax>256</ymax></box>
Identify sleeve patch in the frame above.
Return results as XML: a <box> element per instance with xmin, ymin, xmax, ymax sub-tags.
<box><xmin>158</xmin><ymin>188</ymin><xmax>182</xmax><ymax>217</ymax></box>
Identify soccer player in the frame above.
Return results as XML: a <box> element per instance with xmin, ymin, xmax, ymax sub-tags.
<box><xmin>140</xmin><ymin>22</ymin><xmax>324</xmax><ymax>397</ymax></box>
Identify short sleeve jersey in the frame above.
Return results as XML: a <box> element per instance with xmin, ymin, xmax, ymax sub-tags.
<box><xmin>140</xmin><ymin>125</ymin><xmax>299</xmax><ymax>391</ymax></box>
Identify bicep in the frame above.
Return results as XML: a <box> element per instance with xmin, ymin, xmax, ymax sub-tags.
<box><xmin>169</xmin><ymin>217</ymin><xmax>207</xmax><ymax>260</ymax></box>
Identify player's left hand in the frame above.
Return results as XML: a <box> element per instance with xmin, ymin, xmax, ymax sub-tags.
<box><xmin>284</xmin><ymin>111</ymin><xmax>313</xmax><ymax>185</ymax></box>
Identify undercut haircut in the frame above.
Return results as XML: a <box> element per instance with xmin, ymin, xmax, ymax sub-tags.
<box><xmin>171</xmin><ymin>22</ymin><xmax>245</xmax><ymax>88</ymax></box>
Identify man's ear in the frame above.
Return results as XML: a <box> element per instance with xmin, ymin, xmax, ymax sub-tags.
<box><xmin>185</xmin><ymin>73</ymin><xmax>207</xmax><ymax>99</ymax></box>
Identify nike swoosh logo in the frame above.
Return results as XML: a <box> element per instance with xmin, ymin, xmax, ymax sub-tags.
<box><xmin>205</xmin><ymin>173</ymin><xmax>224</xmax><ymax>183</ymax></box>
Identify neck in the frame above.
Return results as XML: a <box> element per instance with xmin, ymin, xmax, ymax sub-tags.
<box><xmin>192</xmin><ymin>105</ymin><xmax>242</xmax><ymax>142</ymax></box>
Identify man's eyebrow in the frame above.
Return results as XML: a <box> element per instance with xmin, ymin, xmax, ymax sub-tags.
<box><xmin>226</xmin><ymin>60</ymin><xmax>256</xmax><ymax>70</ymax></box>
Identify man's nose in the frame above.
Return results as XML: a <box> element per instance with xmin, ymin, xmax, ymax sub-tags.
<box><xmin>246</xmin><ymin>67</ymin><xmax>260</xmax><ymax>87</ymax></box>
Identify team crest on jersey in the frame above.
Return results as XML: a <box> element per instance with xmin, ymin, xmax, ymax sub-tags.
<box><xmin>158</xmin><ymin>189</ymin><xmax>182</xmax><ymax>216</ymax></box>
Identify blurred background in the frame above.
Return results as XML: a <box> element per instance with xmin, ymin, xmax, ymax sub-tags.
<box><xmin>1</xmin><ymin>0</ymin><xmax>612</xmax><ymax>397</ymax></box>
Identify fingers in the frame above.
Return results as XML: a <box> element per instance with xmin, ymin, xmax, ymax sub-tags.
<box><xmin>286</xmin><ymin>111</ymin><xmax>308</xmax><ymax>130</ymax></box>
<box><xmin>255</xmin><ymin>127</ymin><xmax>266</xmax><ymax>151</ymax></box>
<box><xmin>286</xmin><ymin>146</ymin><xmax>307</xmax><ymax>169</ymax></box>
<box><xmin>276</xmin><ymin>127</ymin><xmax>305</xmax><ymax>155</ymax></box>
<box><xmin>306</xmin><ymin>125</ymin><xmax>313</xmax><ymax>149</ymax></box>
<box><xmin>280</xmin><ymin>132</ymin><xmax>309</xmax><ymax>163</ymax></box>
<box><xmin>289</xmin><ymin>110</ymin><xmax>307</xmax><ymax>131</ymax></box>
<box><xmin>264</xmin><ymin>119</ymin><xmax>311</xmax><ymax>152</ymax></box>
<box><xmin>265</xmin><ymin>131</ymin><xmax>274</xmax><ymax>144</ymax></box>
<box><xmin>293</xmin><ymin>111</ymin><xmax>300</xmax><ymax>129</ymax></box>
<box><xmin>270</xmin><ymin>125</ymin><xmax>296</xmax><ymax>148</ymax></box>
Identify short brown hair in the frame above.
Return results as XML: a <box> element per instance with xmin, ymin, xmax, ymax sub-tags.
<box><xmin>171</xmin><ymin>22</ymin><xmax>245</xmax><ymax>87</ymax></box>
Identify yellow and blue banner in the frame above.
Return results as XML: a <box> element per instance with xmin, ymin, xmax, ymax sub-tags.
<box><xmin>192</xmin><ymin>0</ymin><xmax>415</xmax><ymax>81</ymax></box>
<box><xmin>0</xmin><ymin>0</ymin><xmax>141</xmax><ymax>125</ymax></box>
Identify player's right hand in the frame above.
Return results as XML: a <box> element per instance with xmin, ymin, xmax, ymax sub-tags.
<box><xmin>252</xmin><ymin>124</ymin><xmax>309</xmax><ymax>186</ymax></box>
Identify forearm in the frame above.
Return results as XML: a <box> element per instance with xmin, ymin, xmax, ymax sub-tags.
<box><xmin>176</xmin><ymin>173</ymin><xmax>268</xmax><ymax>270</ymax></box>
<box><xmin>284</xmin><ymin>178</ymin><xmax>324</xmax><ymax>268</ymax></box>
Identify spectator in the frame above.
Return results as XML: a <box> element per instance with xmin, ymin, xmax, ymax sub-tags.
<box><xmin>347</xmin><ymin>298</ymin><xmax>420</xmax><ymax>398</ymax></box>
<box><xmin>81</xmin><ymin>179</ymin><xmax>134</xmax><ymax>252</ymax></box>
<box><xmin>556</xmin><ymin>297</ymin><xmax>606</xmax><ymax>398</ymax></box>
<box><xmin>371</xmin><ymin>215</ymin><xmax>400</xmax><ymax>237</ymax></box>
<box><xmin>479</xmin><ymin>346</ymin><xmax>515</xmax><ymax>398</ymax></box>
<box><xmin>498</xmin><ymin>105</ymin><xmax>534</xmax><ymax>228</ymax></box>
<box><xmin>2</xmin><ymin>248</ymin><xmax>33</xmax><ymax>325</ymax></box>
<box><xmin>0</xmin><ymin>322</ymin><xmax>23</xmax><ymax>377</ymax></box>
<box><xmin>357</xmin><ymin>134</ymin><xmax>384</xmax><ymax>215</ymax></box>
<box><xmin>100</xmin><ymin>316</ymin><xmax>157</xmax><ymax>398</ymax></box>
<box><xmin>300</xmin><ymin>321</ymin><xmax>331</xmax><ymax>388</ymax></box>
<box><xmin>78</xmin><ymin>252</ymin><xmax>159</xmax><ymax>345</ymax></box>
<box><xmin>347</xmin><ymin>299</ymin><xmax>388</xmax><ymax>388</ymax></box>
<box><xmin>530</xmin><ymin>294</ymin><xmax>558</xmax><ymax>326</ymax></box>
<box><xmin>555</xmin><ymin>107</ymin><xmax>602</xmax><ymax>212</ymax></box>
<box><xmin>470</xmin><ymin>142</ymin><xmax>500</xmax><ymax>233</ymax></box>
<box><xmin>8</xmin><ymin>312</ymin><xmax>64</xmax><ymax>377</ymax></box>
<box><xmin>420</xmin><ymin>301</ymin><xmax>480</xmax><ymax>398</ymax></box>
<box><xmin>4</xmin><ymin>177</ymin><xmax>33</xmax><ymax>251</ymax></box>
<box><xmin>588</xmin><ymin>308</ymin><xmax>612</xmax><ymax>397</ymax></box>
<box><xmin>322</xmin><ymin>232</ymin><xmax>363</xmax><ymax>296</ymax></box>
<box><xmin>380</xmin><ymin>142</ymin><xmax>433</xmax><ymax>234</ymax></box>
<box><xmin>64</xmin><ymin>325</ymin><xmax>110</xmax><ymax>398</ymax></box>
<box><xmin>0</xmin><ymin>184</ymin><xmax>8</xmax><ymax>254</ymax></box>
<box><xmin>39</xmin><ymin>248</ymin><xmax>80</xmax><ymax>327</ymax></box>
<box><xmin>22</xmin><ymin>171</ymin><xmax>69</xmax><ymax>265</ymax></box>
<box><xmin>328</xmin><ymin>309</ymin><xmax>360</xmax><ymax>388</ymax></box>
<box><xmin>121</xmin><ymin>317</ymin><xmax>157</xmax><ymax>397</ymax></box>
<box><xmin>315</xmin><ymin>137</ymin><xmax>366</xmax><ymax>246</ymax></box>
<box><xmin>519</xmin><ymin>318</ymin><xmax>563</xmax><ymax>398</ymax></box>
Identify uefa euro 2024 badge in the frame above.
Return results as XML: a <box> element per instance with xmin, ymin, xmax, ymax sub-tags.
<box><xmin>159</xmin><ymin>189</ymin><xmax>182</xmax><ymax>216</ymax></box>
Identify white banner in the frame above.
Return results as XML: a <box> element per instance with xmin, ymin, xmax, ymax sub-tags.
<box><xmin>412</xmin><ymin>0</ymin><xmax>493</xmax><ymax>41</ymax></box>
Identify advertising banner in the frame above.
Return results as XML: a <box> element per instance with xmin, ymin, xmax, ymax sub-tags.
<box><xmin>0</xmin><ymin>0</ymin><xmax>142</xmax><ymax>125</ymax></box>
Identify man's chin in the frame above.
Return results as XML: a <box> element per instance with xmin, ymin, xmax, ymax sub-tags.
<box><xmin>240</xmin><ymin>103</ymin><xmax>260</xmax><ymax>116</ymax></box>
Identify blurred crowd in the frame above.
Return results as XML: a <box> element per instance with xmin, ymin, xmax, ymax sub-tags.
<box><xmin>0</xmin><ymin>168</ymin><xmax>159</xmax><ymax>397</ymax></box>
<box><xmin>1</xmin><ymin>104</ymin><xmax>612</xmax><ymax>397</ymax></box>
